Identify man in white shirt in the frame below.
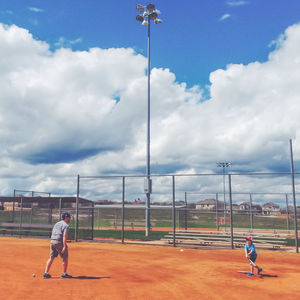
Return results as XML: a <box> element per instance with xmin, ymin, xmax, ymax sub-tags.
<box><xmin>43</xmin><ymin>212</ymin><xmax>72</xmax><ymax>279</ymax></box>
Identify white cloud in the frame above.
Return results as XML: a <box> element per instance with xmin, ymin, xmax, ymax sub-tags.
<box><xmin>0</xmin><ymin>22</ymin><xmax>300</xmax><ymax>200</ymax></box>
<box><xmin>28</xmin><ymin>7</ymin><xmax>44</xmax><ymax>13</ymax></box>
<box><xmin>226</xmin><ymin>1</ymin><xmax>249</xmax><ymax>7</ymax></box>
<box><xmin>219</xmin><ymin>14</ymin><xmax>231</xmax><ymax>22</ymax></box>
<box><xmin>54</xmin><ymin>37</ymin><xmax>83</xmax><ymax>48</ymax></box>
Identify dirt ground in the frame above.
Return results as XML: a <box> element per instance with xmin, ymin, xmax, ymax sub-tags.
<box><xmin>1</xmin><ymin>237</ymin><xmax>299</xmax><ymax>300</ymax></box>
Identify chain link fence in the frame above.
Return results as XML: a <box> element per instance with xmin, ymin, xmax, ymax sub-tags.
<box><xmin>0</xmin><ymin>196</ymin><xmax>94</xmax><ymax>240</ymax></box>
<box><xmin>79</xmin><ymin>172</ymin><xmax>299</xmax><ymax>251</ymax></box>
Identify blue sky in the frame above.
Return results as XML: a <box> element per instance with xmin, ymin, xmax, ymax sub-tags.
<box><xmin>1</xmin><ymin>0</ymin><xmax>300</xmax><ymax>88</ymax></box>
<box><xmin>1</xmin><ymin>0</ymin><xmax>300</xmax><ymax>198</ymax></box>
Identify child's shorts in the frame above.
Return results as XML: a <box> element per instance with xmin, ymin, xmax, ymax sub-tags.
<box><xmin>249</xmin><ymin>253</ymin><xmax>257</xmax><ymax>262</ymax></box>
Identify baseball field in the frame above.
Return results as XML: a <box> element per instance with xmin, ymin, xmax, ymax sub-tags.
<box><xmin>1</xmin><ymin>237</ymin><xmax>299</xmax><ymax>300</ymax></box>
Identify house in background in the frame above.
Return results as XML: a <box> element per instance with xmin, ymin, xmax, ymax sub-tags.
<box><xmin>196</xmin><ymin>199</ymin><xmax>243</xmax><ymax>213</ymax></box>
<box><xmin>238</xmin><ymin>202</ymin><xmax>262</xmax><ymax>213</ymax></box>
<box><xmin>196</xmin><ymin>199</ymin><xmax>224</xmax><ymax>210</ymax></box>
<box><xmin>280</xmin><ymin>205</ymin><xmax>294</xmax><ymax>214</ymax></box>
<box><xmin>262</xmin><ymin>202</ymin><xmax>280</xmax><ymax>216</ymax></box>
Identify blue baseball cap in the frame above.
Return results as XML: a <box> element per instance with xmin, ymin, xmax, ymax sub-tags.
<box><xmin>61</xmin><ymin>212</ymin><xmax>71</xmax><ymax>220</ymax></box>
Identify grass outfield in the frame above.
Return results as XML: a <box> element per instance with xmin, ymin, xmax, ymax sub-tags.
<box><xmin>94</xmin><ymin>208</ymin><xmax>298</xmax><ymax>231</ymax></box>
<box><xmin>94</xmin><ymin>229</ymin><xmax>166</xmax><ymax>240</ymax></box>
<box><xmin>1</xmin><ymin>208</ymin><xmax>297</xmax><ymax>231</ymax></box>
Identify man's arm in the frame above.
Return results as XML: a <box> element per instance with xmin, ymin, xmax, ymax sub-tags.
<box><xmin>61</xmin><ymin>231</ymin><xmax>68</xmax><ymax>254</ymax></box>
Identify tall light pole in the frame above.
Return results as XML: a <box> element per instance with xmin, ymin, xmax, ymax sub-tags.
<box><xmin>217</xmin><ymin>162</ymin><xmax>231</xmax><ymax>231</ymax></box>
<box><xmin>136</xmin><ymin>4</ymin><xmax>162</xmax><ymax>236</ymax></box>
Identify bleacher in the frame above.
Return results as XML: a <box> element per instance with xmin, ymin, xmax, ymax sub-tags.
<box><xmin>161</xmin><ymin>229</ymin><xmax>291</xmax><ymax>250</ymax></box>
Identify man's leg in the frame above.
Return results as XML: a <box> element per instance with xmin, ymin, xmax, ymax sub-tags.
<box><xmin>45</xmin><ymin>256</ymin><xmax>55</xmax><ymax>273</ymax></box>
<box><xmin>63</xmin><ymin>256</ymin><xmax>68</xmax><ymax>273</ymax></box>
<box><xmin>61</xmin><ymin>247</ymin><xmax>72</xmax><ymax>278</ymax></box>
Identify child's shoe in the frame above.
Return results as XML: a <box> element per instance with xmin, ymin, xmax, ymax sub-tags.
<box><xmin>257</xmin><ymin>268</ymin><xmax>263</xmax><ymax>275</ymax></box>
<box><xmin>247</xmin><ymin>272</ymin><xmax>254</xmax><ymax>277</ymax></box>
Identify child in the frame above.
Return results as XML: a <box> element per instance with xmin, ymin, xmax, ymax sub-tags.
<box><xmin>244</xmin><ymin>236</ymin><xmax>263</xmax><ymax>277</ymax></box>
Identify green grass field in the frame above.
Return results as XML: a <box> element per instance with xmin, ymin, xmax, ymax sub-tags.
<box><xmin>94</xmin><ymin>208</ymin><xmax>298</xmax><ymax>231</ymax></box>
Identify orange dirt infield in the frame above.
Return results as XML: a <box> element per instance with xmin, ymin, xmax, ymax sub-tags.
<box><xmin>1</xmin><ymin>237</ymin><xmax>299</xmax><ymax>300</ymax></box>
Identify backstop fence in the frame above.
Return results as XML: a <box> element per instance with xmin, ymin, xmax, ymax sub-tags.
<box><xmin>78</xmin><ymin>171</ymin><xmax>299</xmax><ymax>252</ymax></box>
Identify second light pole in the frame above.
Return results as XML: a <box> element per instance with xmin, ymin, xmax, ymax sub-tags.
<box><xmin>136</xmin><ymin>4</ymin><xmax>162</xmax><ymax>236</ymax></box>
<box><xmin>217</xmin><ymin>162</ymin><xmax>231</xmax><ymax>231</ymax></box>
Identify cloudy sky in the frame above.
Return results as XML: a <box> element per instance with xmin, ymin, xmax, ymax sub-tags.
<box><xmin>0</xmin><ymin>0</ymin><xmax>300</xmax><ymax>204</ymax></box>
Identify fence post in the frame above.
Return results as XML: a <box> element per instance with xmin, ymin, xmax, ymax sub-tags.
<box><xmin>91</xmin><ymin>202</ymin><xmax>95</xmax><ymax>241</ymax></box>
<box><xmin>184</xmin><ymin>192</ymin><xmax>188</xmax><ymax>231</ymax></box>
<box><xmin>49</xmin><ymin>193</ymin><xmax>52</xmax><ymax>224</ymax></box>
<box><xmin>19</xmin><ymin>197</ymin><xmax>23</xmax><ymax>238</ymax></box>
<box><xmin>289</xmin><ymin>139</ymin><xmax>298</xmax><ymax>253</ymax></box>
<box><xmin>59</xmin><ymin>198</ymin><xmax>62</xmax><ymax>221</ymax></box>
<box><xmin>30</xmin><ymin>202</ymin><xmax>33</xmax><ymax>224</ymax></box>
<box><xmin>249</xmin><ymin>194</ymin><xmax>253</xmax><ymax>232</ymax></box>
<box><xmin>172</xmin><ymin>175</ymin><xmax>176</xmax><ymax>247</ymax></box>
<box><xmin>286</xmin><ymin>194</ymin><xmax>290</xmax><ymax>232</ymax></box>
<box><xmin>75</xmin><ymin>175</ymin><xmax>80</xmax><ymax>242</ymax></box>
<box><xmin>48</xmin><ymin>203</ymin><xmax>52</xmax><ymax>224</ymax></box>
<box><xmin>223</xmin><ymin>169</ymin><xmax>226</xmax><ymax>232</ymax></box>
<box><xmin>228</xmin><ymin>174</ymin><xmax>234</xmax><ymax>249</ymax></box>
<box><xmin>121</xmin><ymin>176</ymin><xmax>125</xmax><ymax>244</ymax></box>
<box><xmin>12</xmin><ymin>189</ymin><xmax>16</xmax><ymax>222</ymax></box>
<box><xmin>216</xmin><ymin>193</ymin><xmax>219</xmax><ymax>231</ymax></box>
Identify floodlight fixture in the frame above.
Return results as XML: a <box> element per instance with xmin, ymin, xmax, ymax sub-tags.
<box><xmin>136</xmin><ymin>4</ymin><xmax>144</xmax><ymax>12</ymax></box>
<box><xmin>149</xmin><ymin>11</ymin><xmax>158</xmax><ymax>20</ymax></box>
<box><xmin>217</xmin><ymin>162</ymin><xmax>231</xmax><ymax>168</ymax></box>
<box><xmin>136</xmin><ymin>14</ymin><xmax>144</xmax><ymax>22</ymax></box>
<box><xmin>154</xmin><ymin>18</ymin><xmax>162</xmax><ymax>24</ymax></box>
<box><xmin>136</xmin><ymin>4</ymin><xmax>163</xmax><ymax>26</ymax></box>
<box><xmin>146</xmin><ymin>3</ymin><xmax>155</xmax><ymax>11</ymax></box>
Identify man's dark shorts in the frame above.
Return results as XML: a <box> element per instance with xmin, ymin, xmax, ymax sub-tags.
<box><xmin>50</xmin><ymin>240</ymin><xmax>68</xmax><ymax>261</ymax></box>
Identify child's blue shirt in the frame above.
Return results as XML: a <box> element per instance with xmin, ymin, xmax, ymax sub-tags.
<box><xmin>244</xmin><ymin>243</ymin><xmax>257</xmax><ymax>255</ymax></box>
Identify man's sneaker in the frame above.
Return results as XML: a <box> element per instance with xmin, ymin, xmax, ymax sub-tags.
<box><xmin>258</xmin><ymin>268</ymin><xmax>263</xmax><ymax>275</ymax></box>
<box><xmin>43</xmin><ymin>273</ymin><xmax>51</xmax><ymax>279</ymax></box>
<box><xmin>61</xmin><ymin>273</ymin><xmax>73</xmax><ymax>278</ymax></box>
<box><xmin>247</xmin><ymin>272</ymin><xmax>254</xmax><ymax>277</ymax></box>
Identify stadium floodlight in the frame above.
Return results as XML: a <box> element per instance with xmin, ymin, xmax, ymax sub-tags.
<box><xmin>149</xmin><ymin>11</ymin><xmax>158</xmax><ymax>20</ymax></box>
<box><xmin>146</xmin><ymin>3</ymin><xmax>155</xmax><ymax>11</ymax></box>
<box><xmin>217</xmin><ymin>162</ymin><xmax>231</xmax><ymax>168</ymax></box>
<box><xmin>136</xmin><ymin>14</ymin><xmax>144</xmax><ymax>22</ymax></box>
<box><xmin>135</xmin><ymin>3</ymin><xmax>163</xmax><ymax>237</ymax></box>
<box><xmin>136</xmin><ymin>4</ymin><xmax>145</xmax><ymax>12</ymax></box>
